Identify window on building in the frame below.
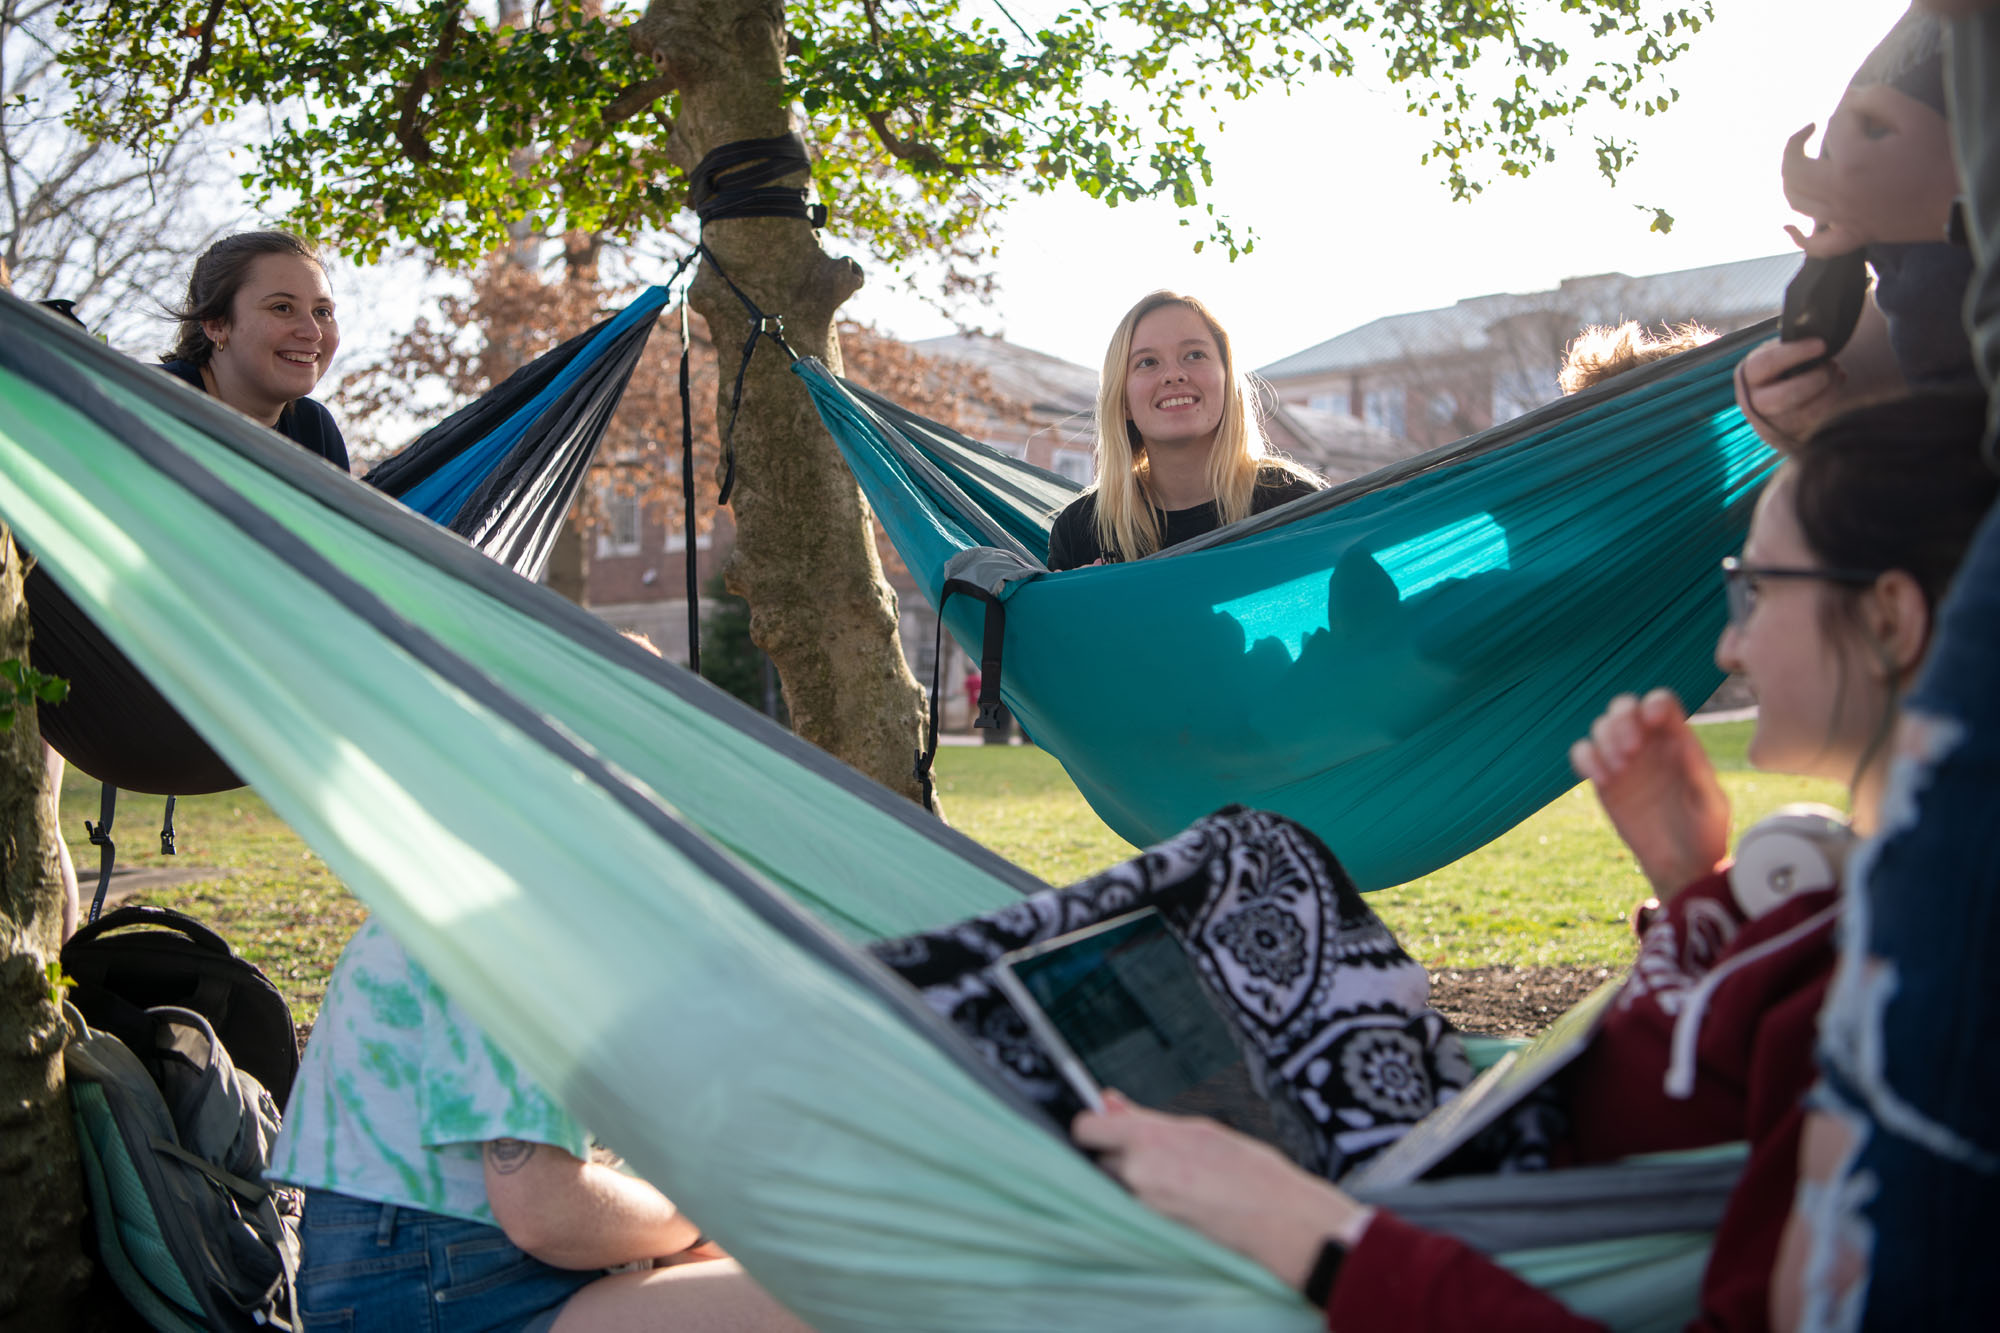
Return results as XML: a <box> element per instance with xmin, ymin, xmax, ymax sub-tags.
<box><xmin>1307</xmin><ymin>390</ymin><xmax>1350</xmax><ymax>417</ymax></box>
<box><xmin>595</xmin><ymin>488</ymin><xmax>642</xmax><ymax>557</ymax></box>
<box><xmin>1362</xmin><ymin>387</ymin><xmax>1407</xmax><ymax>438</ymax></box>
<box><xmin>1051</xmin><ymin>448</ymin><xmax>1093</xmax><ymax>485</ymax></box>
<box><xmin>664</xmin><ymin>524</ymin><xmax>713</xmax><ymax>553</ymax></box>
<box><xmin>1427</xmin><ymin>392</ymin><xmax>1457</xmax><ymax>425</ymax></box>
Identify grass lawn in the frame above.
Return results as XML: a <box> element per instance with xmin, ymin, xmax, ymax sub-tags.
<box><xmin>71</xmin><ymin>719</ymin><xmax>1842</xmax><ymax>1028</ymax></box>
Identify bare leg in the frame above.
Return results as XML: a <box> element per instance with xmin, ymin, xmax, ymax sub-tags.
<box><xmin>44</xmin><ymin>743</ymin><xmax>78</xmax><ymax>940</ymax></box>
<box><xmin>549</xmin><ymin>1259</ymin><xmax>811</xmax><ymax>1333</ymax></box>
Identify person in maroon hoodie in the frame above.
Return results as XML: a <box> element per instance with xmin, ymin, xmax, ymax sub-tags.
<box><xmin>1074</xmin><ymin>392</ymin><xmax>1998</xmax><ymax>1333</ymax></box>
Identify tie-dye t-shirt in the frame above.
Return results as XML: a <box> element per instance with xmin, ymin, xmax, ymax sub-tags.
<box><xmin>270</xmin><ymin>919</ymin><xmax>592</xmax><ymax>1225</ymax></box>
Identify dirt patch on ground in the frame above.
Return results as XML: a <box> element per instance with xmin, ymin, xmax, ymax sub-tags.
<box><xmin>1429</xmin><ymin>965</ymin><xmax>1616</xmax><ymax>1038</ymax></box>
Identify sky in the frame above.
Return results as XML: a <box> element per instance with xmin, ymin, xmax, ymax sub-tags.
<box><xmin>323</xmin><ymin>0</ymin><xmax>1917</xmax><ymax>395</ymax></box>
<box><xmin>836</xmin><ymin>0</ymin><xmax>1915</xmax><ymax>374</ymax></box>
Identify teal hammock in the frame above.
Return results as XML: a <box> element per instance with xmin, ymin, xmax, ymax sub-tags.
<box><xmin>800</xmin><ymin>325</ymin><xmax>1780</xmax><ymax>888</ymax></box>
<box><xmin>3</xmin><ymin>293</ymin><xmax>1743</xmax><ymax>1330</ymax></box>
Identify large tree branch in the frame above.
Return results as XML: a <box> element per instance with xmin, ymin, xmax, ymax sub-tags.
<box><xmin>603</xmin><ymin>73</ymin><xmax>677</xmax><ymax>125</ymax></box>
<box><xmin>395</xmin><ymin>3</ymin><xmax>465</xmax><ymax>164</ymax></box>
<box><xmin>162</xmin><ymin>0</ymin><xmax>227</xmax><ymax>119</ymax></box>
<box><xmin>862</xmin><ymin>109</ymin><xmax>992</xmax><ymax>173</ymax></box>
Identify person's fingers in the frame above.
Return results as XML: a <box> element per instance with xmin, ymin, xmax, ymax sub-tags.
<box><xmin>1570</xmin><ymin>737</ymin><xmax>1607</xmax><ymax>785</ymax></box>
<box><xmin>1781</xmin><ymin>124</ymin><xmax>1826</xmax><ymax>213</ymax></box>
<box><xmin>1797</xmin><ymin>225</ymin><xmax>1865</xmax><ymax>260</ymax></box>
<box><xmin>1756</xmin><ymin>364</ymin><xmax>1840</xmax><ymax>420</ymax></box>
<box><xmin>1640</xmin><ymin>687</ymin><xmax>1685</xmax><ymax>729</ymax></box>
<box><xmin>1745</xmin><ymin>337</ymin><xmax>1829</xmax><ymax>383</ymax></box>
<box><xmin>1589</xmin><ymin>699</ymin><xmax>1640</xmax><ymax>776</ymax></box>
<box><xmin>1070</xmin><ymin>1110</ymin><xmax>1129</xmax><ymax>1152</ymax></box>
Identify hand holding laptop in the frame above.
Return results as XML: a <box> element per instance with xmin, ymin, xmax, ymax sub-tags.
<box><xmin>1073</xmin><ymin>1092</ymin><xmax>1375</xmax><ymax>1296</ymax></box>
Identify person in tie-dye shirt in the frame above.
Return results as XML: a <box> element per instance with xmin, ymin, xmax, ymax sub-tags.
<box><xmin>271</xmin><ymin>919</ymin><xmax>805</xmax><ymax>1333</ymax></box>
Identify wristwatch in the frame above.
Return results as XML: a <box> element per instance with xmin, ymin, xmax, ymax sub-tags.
<box><xmin>1303</xmin><ymin>1236</ymin><xmax>1347</xmax><ymax>1308</ymax></box>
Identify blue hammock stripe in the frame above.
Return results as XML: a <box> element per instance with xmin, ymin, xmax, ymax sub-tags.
<box><xmin>390</xmin><ymin>284</ymin><xmax>671</xmax><ymax>528</ymax></box>
<box><xmin>799</xmin><ymin>327</ymin><xmax>1779</xmax><ymax>888</ymax></box>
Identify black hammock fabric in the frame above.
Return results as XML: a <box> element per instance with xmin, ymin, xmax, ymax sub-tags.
<box><xmin>30</xmin><ymin>288</ymin><xmax>669</xmax><ymax>794</ymax></box>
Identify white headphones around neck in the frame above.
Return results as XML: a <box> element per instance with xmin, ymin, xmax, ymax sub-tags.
<box><xmin>1728</xmin><ymin>804</ymin><xmax>1855</xmax><ymax>919</ymax></box>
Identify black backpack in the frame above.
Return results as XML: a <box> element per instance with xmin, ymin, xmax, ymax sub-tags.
<box><xmin>62</xmin><ymin>905</ymin><xmax>299</xmax><ymax>1108</ymax></box>
<box><xmin>65</xmin><ymin>1001</ymin><xmax>301</xmax><ymax>1332</ymax></box>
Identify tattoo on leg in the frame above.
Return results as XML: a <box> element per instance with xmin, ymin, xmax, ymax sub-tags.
<box><xmin>486</xmin><ymin>1139</ymin><xmax>536</xmax><ymax>1174</ymax></box>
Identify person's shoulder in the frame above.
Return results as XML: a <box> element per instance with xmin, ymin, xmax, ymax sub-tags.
<box><xmin>158</xmin><ymin>359</ymin><xmax>203</xmax><ymax>391</ymax></box>
<box><xmin>284</xmin><ymin>394</ymin><xmax>351</xmax><ymax>471</ymax></box>
<box><xmin>1046</xmin><ymin>490</ymin><xmax>1102</xmax><ymax>570</ymax></box>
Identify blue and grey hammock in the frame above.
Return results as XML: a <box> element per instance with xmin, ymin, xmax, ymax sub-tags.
<box><xmin>28</xmin><ymin>286</ymin><xmax>671</xmax><ymax>797</ymax></box>
<box><xmin>5</xmin><ymin>292</ymin><xmax>1747</xmax><ymax>1331</ymax></box>
<box><xmin>797</xmin><ymin>326</ymin><xmax>1777</xmax><ymax>888</ymax></box>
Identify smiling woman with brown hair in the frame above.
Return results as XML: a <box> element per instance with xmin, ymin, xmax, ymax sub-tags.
<box><xmin>1044</xmin><ymin>290</ymin><xmax>1320</xmax><ymax>570</ymax></box>
<box><xmin>161</xmin><ymin>230</ymin><xmax>349</xmax><ymax>473</ymax></box>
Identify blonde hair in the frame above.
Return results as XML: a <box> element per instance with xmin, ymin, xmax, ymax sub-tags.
<box><xmin>1089</xmin><ymin>291</ymin><xmax>1313</xmax><ymax>563</ymax></box>
<box><xmin>1558</xmin><ymin>320</ymin><xmax>1717</xmax><ymax>396</ymax></box>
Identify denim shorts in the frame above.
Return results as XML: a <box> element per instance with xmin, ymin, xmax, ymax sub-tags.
<box><xmin>295</xmin><ymin>1188</ymin><xmax>601</xmax><ymax>1333</ymax></box>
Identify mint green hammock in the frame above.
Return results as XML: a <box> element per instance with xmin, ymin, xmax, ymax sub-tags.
<box><xmin>3</xmin><ymin>297</ymin><xmax>1739</xmax><ymax>1331</ymax></box>
<box><xmin>800</xmin><ymin>327</ymin><xmax>1777</xmax><ymax>888</ymax></box>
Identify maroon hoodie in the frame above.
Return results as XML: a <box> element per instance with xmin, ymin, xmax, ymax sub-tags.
<box><xmin>1327</xmin><ymin>870</ymin><xmax>1841</xmax><ymax>1333</ymax></box>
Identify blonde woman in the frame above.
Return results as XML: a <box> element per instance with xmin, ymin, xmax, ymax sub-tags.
<box><xmin>1046</xmin><ymin>291</ymin><xmax>1322</xmax><ymax>571</ymax></box>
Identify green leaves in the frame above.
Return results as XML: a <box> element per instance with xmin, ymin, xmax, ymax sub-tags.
<box><xmin>0</xmin><ymin>657</ymin><xmax>67</xmax><ymax>734</ymax></box>
<box><xmin>55</xmin><ymin>0</ymin><xmax>1712</xmax><ymax>272</ymax></box>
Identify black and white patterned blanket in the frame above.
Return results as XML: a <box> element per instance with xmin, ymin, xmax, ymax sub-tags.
<box><xmin>870</xmin><ymin>806</ymin><xmax>1473</xmax><ymax>1179</ymax></box>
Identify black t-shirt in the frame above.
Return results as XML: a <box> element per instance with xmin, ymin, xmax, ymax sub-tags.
<box><xmin>1045</xmin><ymin>469</ymin><xmax>1320</xmax><ymax>571</ymax></box>
<box><xmin>159</xmin><ymin>359</ymin><xmax>351</xmax><ymax>473</ymax></box>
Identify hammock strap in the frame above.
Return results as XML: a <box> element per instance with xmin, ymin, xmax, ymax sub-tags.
<box><xmin>160</xmin><ymin>794</ymin><xmax>177</xmax><ymax>857</ymax></box>
<box><xmin>915</xmin><ymin>579</ymin><xmax>1008</xmax><ymax>813</ymax></box>
<box><xmin>678</xmin><ymin>135</ymin><xmax>821</xmax><ymax>676</ymax></box>
<box><xmin>83</xmin><ymin>782</ymin><xmax>116</xmax><ymax>922</ymax></box>
<box><xmin>688</xmin><ymin>134</ymin><xmax>829</xmax><ymax>230</ymax></box>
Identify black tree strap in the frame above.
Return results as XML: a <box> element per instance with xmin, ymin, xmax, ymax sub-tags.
<box><xmin>84</xmin><ymin>782</ymin><xmax>116</xmax><ymax>922</ymax></box>
<box><xmin>160</xmin><ymin>794</ymin><xmax>176</xmax><ymax>856</ymax></box>
<box><xmin>915</xmin><ymin>580</ymin><xmax>1009</xmax><ymax>813</ymax></box>
<box><xmin>677</xmin><ymin>135</ymin><xmax>822</xmax><ymax>681</ymax></box>
<box><xmin>688</xmin><ymin>134</ymin><xmax>829</xmax><ymax>229</ymax></box>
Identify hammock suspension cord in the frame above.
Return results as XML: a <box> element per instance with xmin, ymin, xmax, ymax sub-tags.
<box><xmin>917</xmin><ymin>580</ymin><xmax>1009</xmax><ymax>813</ymax></box>
<box><xmin>81</xmin><ymin>787</ymin><xmax>177</xmax><ymax>923</ymax></box>
<box><xmin>676</xmin><ymin>134</ymin><xmax>816</xmax><ymax>673</ymax></box>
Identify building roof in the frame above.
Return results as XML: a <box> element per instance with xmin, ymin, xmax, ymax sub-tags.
<box><xmin>1263</xmin><ymin>401</ymin><xmax>1411</xmax><ymax>480</ymax></box>
<box><xmin>1256</xmin><ymin>253</ymin><xmax>1800</xmax><ymax>381</ymax></box>
<box><xmin>912</xmin><ymin>332</ymin><xmax>1100</xmax><ymax>415</ymax></box>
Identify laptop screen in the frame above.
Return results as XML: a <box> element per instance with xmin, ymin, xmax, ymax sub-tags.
<box><xmin>1006</xmin><ymin>910</ymin><xmax>1288</xmax><ymax>1146</ymax></box>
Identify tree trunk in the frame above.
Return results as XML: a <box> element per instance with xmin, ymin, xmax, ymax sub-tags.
<box><xmin>631</xmin><ymin>0</ymin><xmax>935</xmax><ymax>806</ymax></box>
<box><xmin>0</xmin><ymin>529</ymin><xmax>89</xmax><ymax>1331</ymax></box>
<box><xmin>545</xmin><ymin>511</ymin><xmax>591</xmax><ymax>606</ymax></box>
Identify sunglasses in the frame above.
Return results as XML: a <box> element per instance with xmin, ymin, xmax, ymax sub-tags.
<box><xmin>1720</xmin><ymin>556</ymin><xmax>1882</xmax><ymax>626</ymax></box>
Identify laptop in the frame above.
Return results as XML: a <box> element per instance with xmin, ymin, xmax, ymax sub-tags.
<box><xmin>989</xmin><ymin>907</ymin><xmax>1319</xmax><ymax>1167</ymax></box>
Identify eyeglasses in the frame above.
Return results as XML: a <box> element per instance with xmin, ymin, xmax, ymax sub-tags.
<box><xmin>1720</xmin><ymin>556</ymin><xmax>1882</xmax><ymax>626</ymax></box>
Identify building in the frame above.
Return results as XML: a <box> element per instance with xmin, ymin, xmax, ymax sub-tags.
<box><xmin>1257</xmin><ymin>253</ymin><xmax>1800</xmax><ymax>452</ymax></box>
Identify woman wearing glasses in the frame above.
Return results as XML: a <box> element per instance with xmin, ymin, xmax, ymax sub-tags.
<box><xmin>1073</xmin><ymin>393</ymin><xmax>1996</xmax><ymax>1331</ymax></box>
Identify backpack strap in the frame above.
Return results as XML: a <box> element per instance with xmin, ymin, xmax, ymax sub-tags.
<box><xmin>149</xmin><ymin>1138</ymin><xmax>271</xmax><ymax>1204</ymax></box>
<box><xmin>84</xmin><ymin>782</ymin><xmax>117</xmax><ymax>923</ymax></box>
<box><xmin>66</xmin><ymin>903</ymin><xmax>236</xmax><ymax>956</ymax></box>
